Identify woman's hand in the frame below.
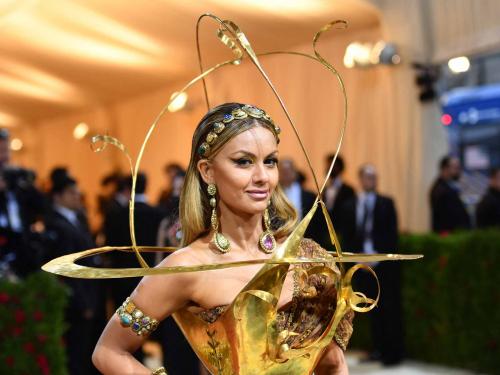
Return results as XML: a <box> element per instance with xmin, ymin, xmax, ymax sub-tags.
<box><xmin>314</xmin><ymin>342</ymin><xmax>349</xmax><ymax>375</ymax></box>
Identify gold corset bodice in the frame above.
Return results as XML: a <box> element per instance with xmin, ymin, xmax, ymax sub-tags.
<box><xmin>172</xmin><ymin>239</ymin><xmax>354</xmax><ymax>375</ymax></box>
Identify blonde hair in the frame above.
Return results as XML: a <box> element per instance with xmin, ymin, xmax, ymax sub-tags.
<box><xmin>180</xmin><ymin>103</ymin><xmax>298</xmax><ymax>247</ymax></box>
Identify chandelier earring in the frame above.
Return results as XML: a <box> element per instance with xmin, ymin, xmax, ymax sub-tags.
<box><xmin>258</xmin><ymin>202</ymin><xmax>276</xmax><ymax>254</ymax></box>
<box><xmin>208</xmin><ymin>183</ymin><xmax>231</xmax><ymax>253</ymax></box>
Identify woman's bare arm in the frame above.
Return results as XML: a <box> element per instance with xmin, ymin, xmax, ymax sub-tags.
<box><xmin>314</xmin><ymin>342</ymin><xmax>349</xmax><ymax>375</ymax></box>
<box><xmin>92</xmin><ymin>250</ymin><xmax>198</xmax><ymax>374</ymax></box>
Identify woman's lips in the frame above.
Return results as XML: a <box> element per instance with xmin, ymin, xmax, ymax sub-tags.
<box><xmin>246</xmin><ymin>190</ymin><xmax>269</xmax><ymax>200</ymax></box>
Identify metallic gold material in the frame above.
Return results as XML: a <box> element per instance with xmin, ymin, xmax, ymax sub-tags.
<box><xmin>208</xmin><ymin>184</ymin><xmax>230</xmax><ymax>253</ymax></box>
<box><xmin>207</xmin><ymin>183</ymin><xmax>217</xmax><ymax>196</ymax></box>
<box><xmin>151</xmin><ymin>366</ymin><xmax>167</xmax><ymax>375</ymax></box>
<box><xmin>42</xmin><ymin>246</ymin><xmax>421</xmax><ymax>279</ymax></box>
<box><xmin>213</xmin><ymin>122</ymin><xmax>225</xmax><ymax>134</ymax></box>
<box><xmin>198</xmin><ymin>142</ymin><xmax>210</xmax><ymax>156</ymax></box>
<box><xmin>197</xmin><ymin>104</ymin><xmax>280</xmax><ymax>156</ymax></box>
<box><xmin>117</xmin><ymin>297</ymin><xmax>159</xmax><ymax>336</ymax></box>
<box><xmin>214</xmin><ymin>232</ymin><xmax>230</xmax><ymax>253</ymax></box>
<box><xmin>258</xmin><ymin>208</ymin><xmax>276</xmax><ymax>254</ymax></box>
<box><xmin>206</xmin><ymin>132</ymin><xmax>217</xmax><ymax>144</ymax></box>
<box><xmin>171</xmin><ymin>208</ymin><xmax>351</xmax><ymax>374</ymax></box>
<box><xmin>41</xmin><ymin>14</ymin><xmax>423</xmax><ymax>375</ymax></box>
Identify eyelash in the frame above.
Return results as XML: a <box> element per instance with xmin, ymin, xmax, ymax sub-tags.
<box><xmin>234</xmin><ymin>158</ymin><xmax>252</xmax><ymax>166</ymax></box>
<box><xmin>232</xmin><ymin>157</ymin><xmax>278</xmax><ymax>167</ymax></box>
<box><xmin>266</xmin><ymin>157</ymin><xmax>278</xmax><ymax>166</ymax></box>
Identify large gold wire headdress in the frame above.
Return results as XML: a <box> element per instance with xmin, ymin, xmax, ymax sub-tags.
<box><xmin>43</xmin><ymin>14</ymin><xmax>421</xmax><ymax>313</ymax></box>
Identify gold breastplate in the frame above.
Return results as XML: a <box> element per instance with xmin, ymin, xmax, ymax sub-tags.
<box><xmin>173</xmin><ymin>238</ymin><xmax>349</xmax><ymax>375</ymax></box>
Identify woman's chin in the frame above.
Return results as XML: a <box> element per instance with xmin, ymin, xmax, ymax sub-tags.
<box><xmin>234</xmin><ymin>202</ymin><xmax>268</xmax><ymax>216</ymax></box>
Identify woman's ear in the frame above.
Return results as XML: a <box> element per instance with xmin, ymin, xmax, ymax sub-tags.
<box><xmin>197</xmin><ymin>159</ymin><xmax>214</xmax><ymax>185</ymax></box>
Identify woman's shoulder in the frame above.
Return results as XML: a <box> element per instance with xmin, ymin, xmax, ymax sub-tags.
<box><xmin>158</xmin><ymin>238</ymin><xmax>213</xmax><ymax>268</ymax></box>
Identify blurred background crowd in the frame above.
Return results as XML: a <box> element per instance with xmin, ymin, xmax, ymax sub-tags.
<box><xmin>1</xmin><ymin>0</ymin><xmax>499</xmax><ymax>374</ymax></box>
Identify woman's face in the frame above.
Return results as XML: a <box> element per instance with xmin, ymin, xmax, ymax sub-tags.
<box><xmin>200</xmin><ymin>125</ymin><xmax>279</xmax><ymax>216</ymax></box>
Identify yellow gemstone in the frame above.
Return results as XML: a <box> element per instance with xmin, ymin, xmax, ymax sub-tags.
<box><xmin>125</xmin><ymin>303</ymin><xmax>135</xmax><ymax>314</ymax></box>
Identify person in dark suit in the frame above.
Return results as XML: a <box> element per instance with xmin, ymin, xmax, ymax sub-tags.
<box><xmin>430</xmin><ymin>156</ymin><xmax>471</xmax><ymax>233</ymax></box>
<box><xmin>101</xmin><ymin>175</ymin><xmax>129</xmax><ymax>245</ymax></box>
<box><xmin>44</xmin><ymin>174</ymin><xmax>103</xmax><ymax>375</ymax></box>
<box><xmin>105</xmin><ymin>173</ymin><xmax>164</xmax><ymax>305</ymax></box>
<box><xmin>323</xmin><ymin>154</ymin><xmax>355</xmax><ymax>241</ymax></box>
<box><xmin>96</xmin><ymin>172</ymin><xmax>124</xmax><ymax>218</ymax></box>
<box><xmin>278</xmin><ymin>158</ymin><xmax>324</xmax><ymax>244</ymax></box>
<box><xmin>279</xmin><ymin>159</ymin><xmax>315</xmax><ymax>218</ymax></box>
<box><xmin>0</xmin><ymin>129</ymin><xmax>47</xmax><ymax>276</ymax></box>
<box><xmin>340</xmin><ymin>164</ymin><xmax>403</xmax><ymax>366</ymax></box>
<box><xmin>156</xmin><ymin>170</ymin><xmax>201</xmax><ymax>375</ymax></box>
<box><xmin>157</xmin><ymin>171</ymin><xmax>185</xmax><ymax>248</ymax></box>
<box><xmin>324</xmin><ymin>154</ymin><xmax>355</xmax><ymax>215</ymax></box>
<box><xmin>476</xmin><ymin>167</ymin><xmax>500</xmax><ymax>228</ymax></box>
<box><xmin>157</xmin><ymin>163</ymin><xmax>184</xmax><ymax>209</ymax></box>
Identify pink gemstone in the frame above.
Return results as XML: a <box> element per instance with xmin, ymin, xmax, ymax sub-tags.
<box><xmin>263</xmin><ymin>234</ymin><xmax>274</xmax><ymax>250</ymax></box>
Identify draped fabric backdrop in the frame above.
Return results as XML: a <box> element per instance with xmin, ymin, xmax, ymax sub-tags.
<box><xmin>11</xmin><ymin>0</ymin><xmax>500</xmax><ymax>235</ymax></box>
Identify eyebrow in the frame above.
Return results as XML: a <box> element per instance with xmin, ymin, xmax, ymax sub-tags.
<box><xmin>229</xmin><ymin>150</ymin><xmax>278</xmax><ymax>157</ymax></box>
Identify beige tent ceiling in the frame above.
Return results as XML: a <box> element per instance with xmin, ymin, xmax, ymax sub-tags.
<box><xmin>0</xmin><ymin>0</ymin><xmax>379</xmax><ymax>126</ymax></box>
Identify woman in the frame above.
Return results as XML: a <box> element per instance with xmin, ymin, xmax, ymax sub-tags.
<box><xmin>92</xmin><ymin>103</ymin><xmax>353</xmax><ymax>374</ymax></box>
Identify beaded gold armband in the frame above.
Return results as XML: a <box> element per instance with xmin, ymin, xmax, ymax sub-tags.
<box><xmin>116</xmin><ymin>297</ymin><xmax>159</xmax><ymax>336</ymax></box>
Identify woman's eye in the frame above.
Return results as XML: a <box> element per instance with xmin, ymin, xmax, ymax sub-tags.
<box><xmin>265</xmin><ymin>158</ymin><xmax>278</xmax><ymax>166</ymax></box>
<box><xmin>233</xmin><ymin>158</ymin><xmax>252</xmax><ymax>166</ymax></box>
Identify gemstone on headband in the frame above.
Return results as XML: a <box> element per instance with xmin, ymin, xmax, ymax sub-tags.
<box><xmin>223</xmin><ymin>113</ymin><xmax>234</xmax><ymax>123</ymax></box>
<box><xmin>206</xmin><ymin>132</ymin><xmax>218</xmax><ymax>145</ymax></box>
<box><xmin>232</xmin><ymin>108</ymin><xmax>248</xmax><ymax>119</ymax></box>
<box><xmin>198</xmin><ymin>143</ymin><xmax>210</xmax><ymax>156</ymax></box>
<box><xmin>213</xmin><ymin>122</ymin><xmax>225</xmax><ymax>134</ymax></box>
<box><xmin>242</xmin><ymin>104</ymin><xmax>264</xmax><ymax>118</ymax></box>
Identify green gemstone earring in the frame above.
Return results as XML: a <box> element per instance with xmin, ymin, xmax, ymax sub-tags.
<box><xmin>208</xmin><ymin>184</ymin><xmax>230</xmax><ymax>253</ymax></box>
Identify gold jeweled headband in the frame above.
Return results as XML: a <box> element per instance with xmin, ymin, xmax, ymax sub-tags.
<box><xmin>197</xmin><ymin>104</ymin><xmax>281</xmax><ymax>157</ymax></box>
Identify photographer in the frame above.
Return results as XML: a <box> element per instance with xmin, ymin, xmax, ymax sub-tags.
<box><xmin>0</xmin><ymin>129</ymin><xmax>47</xmax><ymax>278</ymax></box>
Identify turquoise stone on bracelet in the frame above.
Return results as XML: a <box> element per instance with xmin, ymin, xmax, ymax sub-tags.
<box><xmin>120</xmin><ymin>313</ymin><xmax>133</xmax><ymax>326</ymax></box>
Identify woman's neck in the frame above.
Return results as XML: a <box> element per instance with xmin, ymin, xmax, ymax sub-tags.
<box><xmin>217</xmin><ymin>202</ymin><xmax>264</xmax><ymax>255</ymax></box>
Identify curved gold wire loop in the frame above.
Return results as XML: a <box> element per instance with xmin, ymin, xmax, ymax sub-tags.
<box><xmin>342</xmin><ymin>263</ymin><xmax>380</xmax><ymax>313</ymax></box>
<box><xmin>90</xmin><ymin>135</ymin><xmax>149</xmax><ymax>268</ymax></box>
<box><xmin>312</xmin><ymin>21</ymin><xmax>350</xmax><ymax>196</ymax></box>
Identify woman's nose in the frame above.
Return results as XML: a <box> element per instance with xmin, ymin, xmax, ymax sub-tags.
<box><xmin>253</xmin><ymin>163</ymin><xmax>270</xmax><ymax>184</ymax></box>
